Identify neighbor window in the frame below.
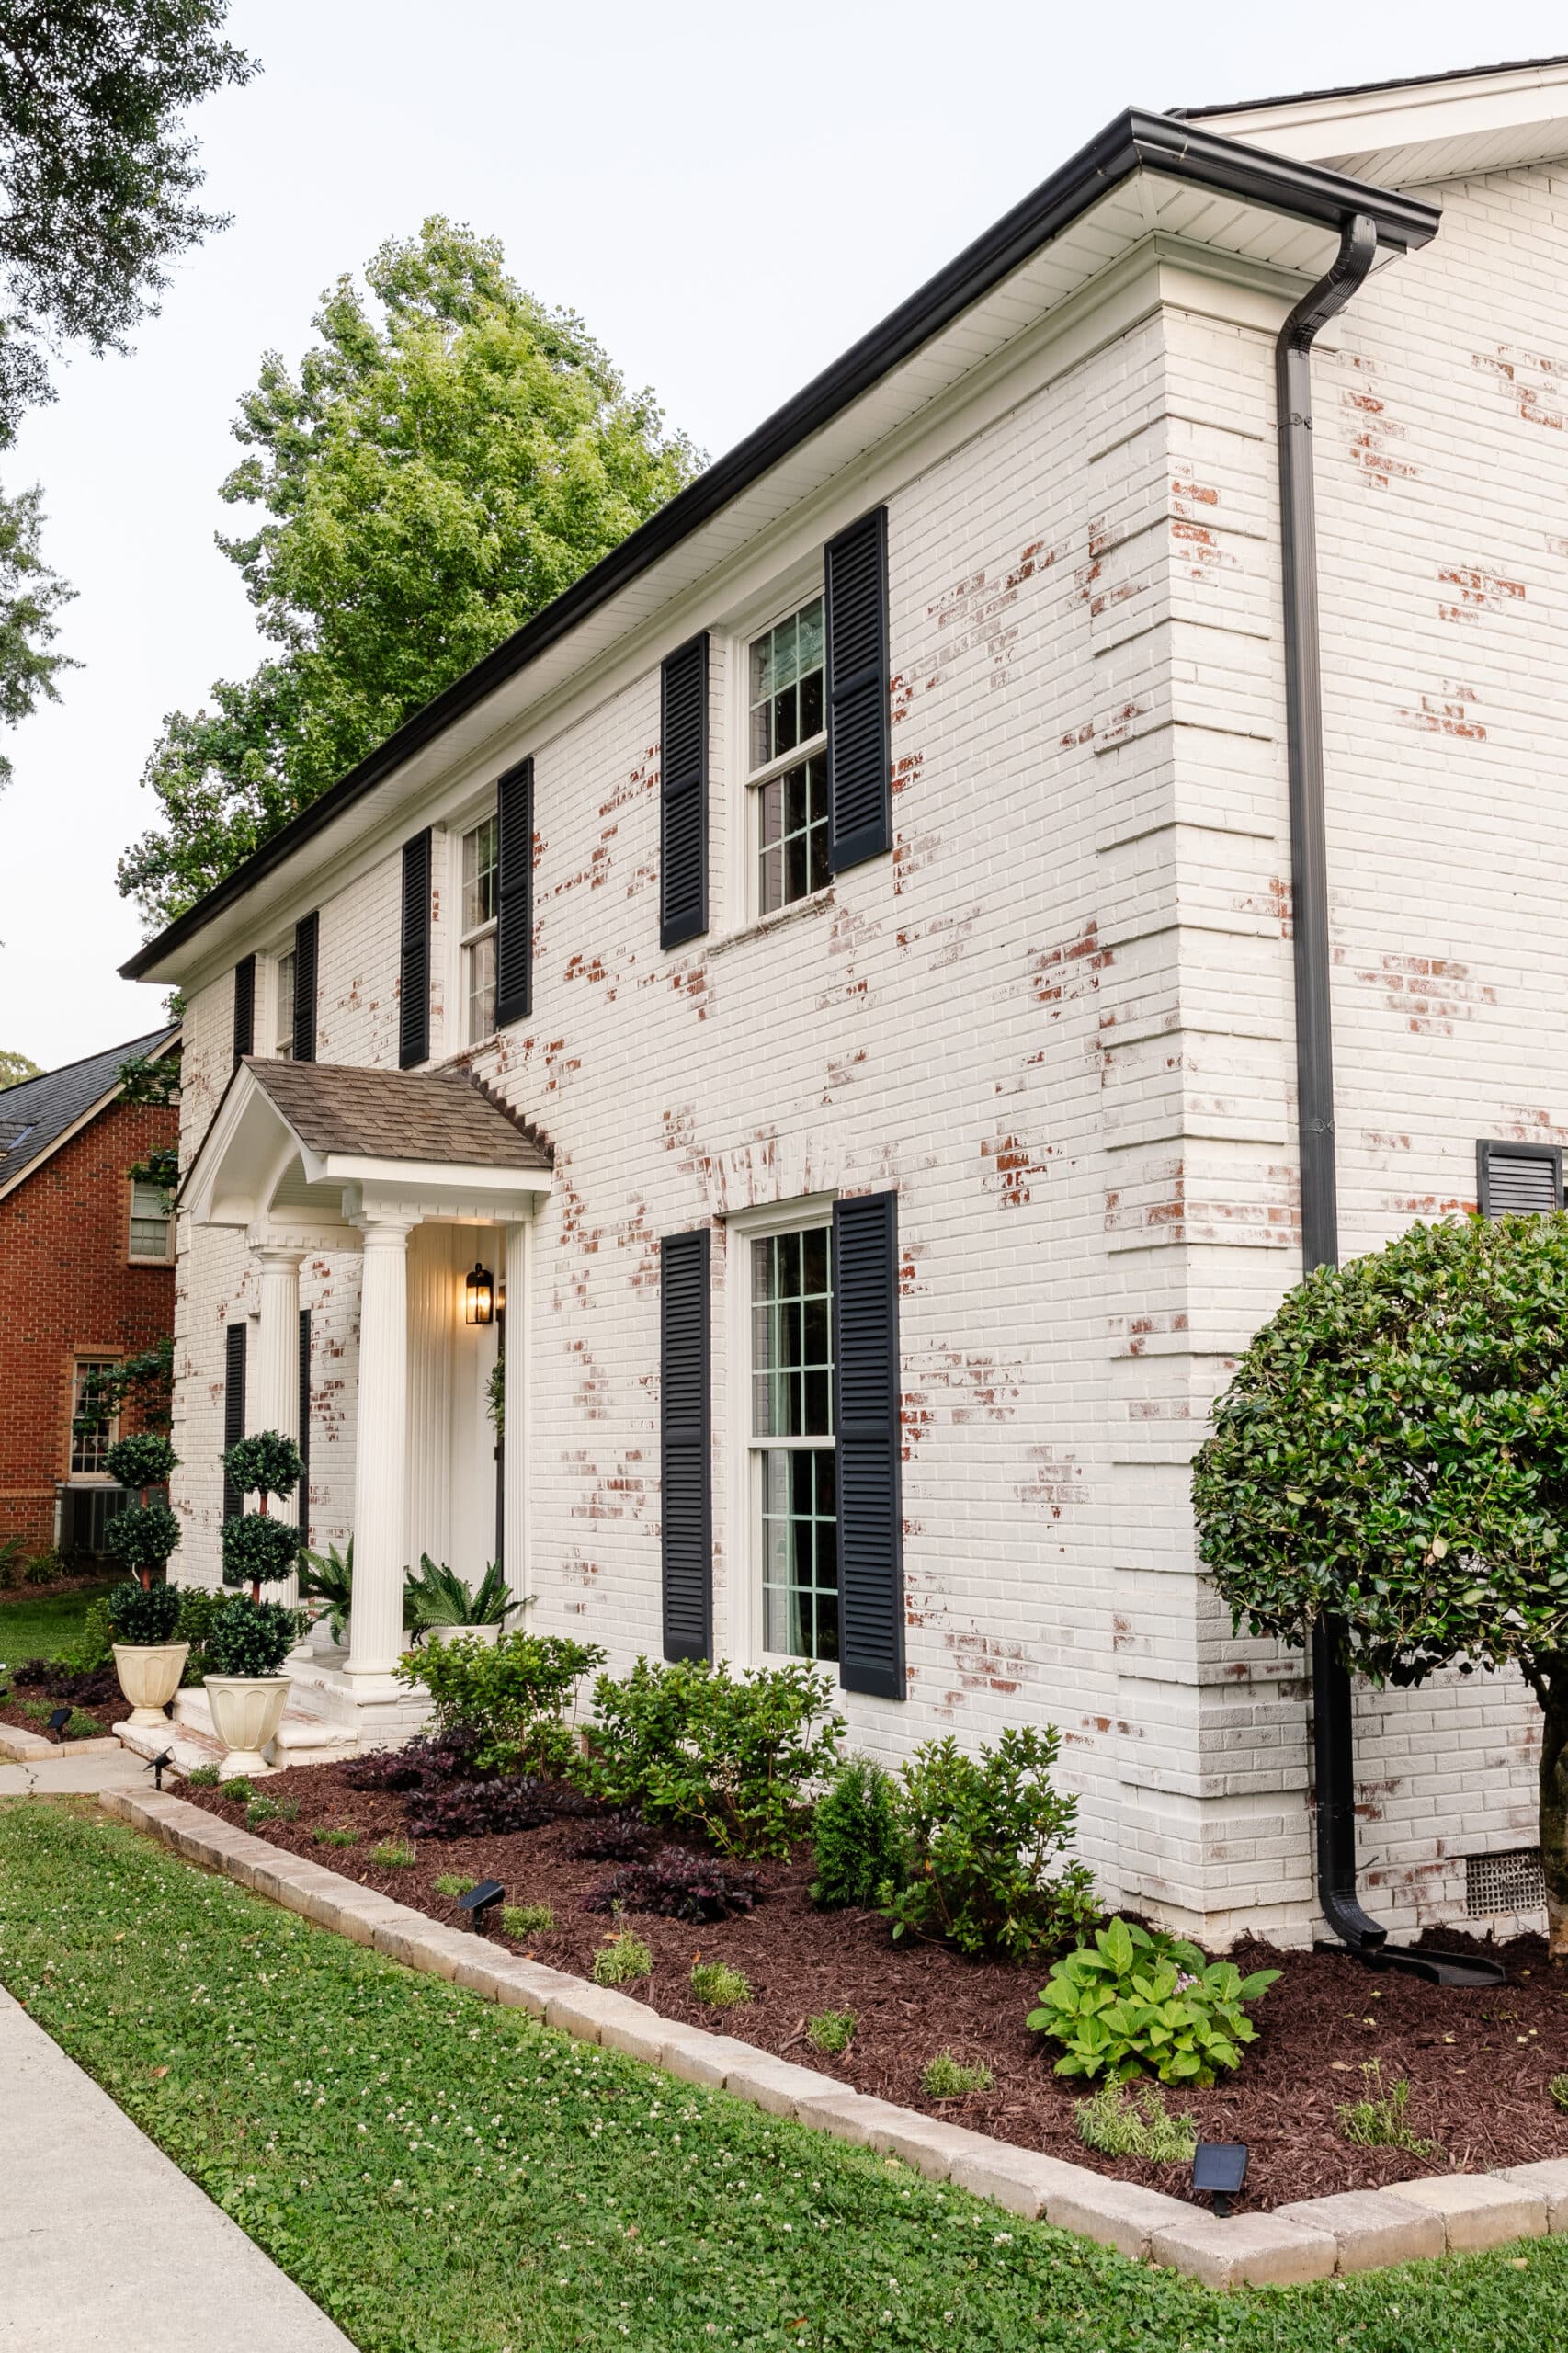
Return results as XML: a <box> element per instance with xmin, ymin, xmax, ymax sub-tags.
<box><xmin>747</xmin><ymin>594</ymin><xmax>827</xmax><ymax>915</ymax></box>
<box><xmin>69</xmin><ymin>1358</ymin><xmax>119</xmax><ymax>1477</ymax></box>
<box><xmin>461</xmin><ymin>813</ymin><xmax>498</xmax><ymax>1041</ymax></box>
<box><xmin>128</xmin><ymin>1179</ymin><xmax>172</xmax><ymax>1262</ymax></box>
<box><xmin>274</xmin><ymin>949</ymin><xmax>295</xmax><ymax>1058</ymax></box>
<box><xmin>750</xmin><ymin>1224</ymin><xmax>836</xmax><ymax>1662</ymax></box>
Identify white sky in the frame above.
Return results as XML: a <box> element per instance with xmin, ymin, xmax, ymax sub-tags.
<box><xmin>1</xmin><ymin>0</ymin><xmax>1562</xmax><ymax>1068</ymax></box>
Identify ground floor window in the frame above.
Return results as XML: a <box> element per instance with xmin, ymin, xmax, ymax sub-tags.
<box><xmin>750</xmin><ymin>1223</ymin><xmax>837</xmax><ymax>1661</ymax></box>
<box><xmin>69</xmin><ymin>1358</ymin><xmax>119</xmax><ymax>1476</ymax></box>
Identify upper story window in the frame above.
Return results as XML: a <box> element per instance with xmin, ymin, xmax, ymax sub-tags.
<box><xmin>462</xmin><ymin>813</ymin><xmax>499</xmax><ymax>1041</ymax></box>
<box><xmin>274</xmin><ymin>949</ymin><xmax>295</xmax><ymax>1058</ymax></box>
<box><xmin>747</xmin><ymin>594</ymin><xmax>827</xmax><ymax>915</ymax></box>
<box><xmin>751</xmin><ymin>1222</ymin><xmax>837</xmax><ymax>1663</ymax></box>
<box><xmin>129</xmin><ymin>1179</ymin><xmax>173</xmax><ymax>1263</ymax></box>
<box><xmin>69</xmin><ymin>1358</ymin><xmax>119</xmax><ymax>1477</ymax></box>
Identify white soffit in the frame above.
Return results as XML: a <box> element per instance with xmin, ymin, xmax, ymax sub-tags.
<box><xmin>1195</xmin><ymin>57</ymin><xmax>1568</xmax><ymax>186</ymax></box>
<box><xmin>154</xmin><ymin>170</ymin><xmax>1347</xmax><ymax>988</ymax></box>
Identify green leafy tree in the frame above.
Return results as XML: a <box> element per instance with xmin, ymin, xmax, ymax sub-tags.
<box><xmin>0</xmin><ymin>1047</ymin><xmax>40</xmax><ymax>1086</ymax></box>
<box><xmin>0</xmin><ymin>4</ymin><xmax>256</xmax><ymax>779</ymax></box>
<box><xmin>120</xmin><ymin>217</ymin><xmax>701</xmax><ymax>926</ymax></box>
<box><xmin>1192</xmin><ymin>1212</ymin><xmax>1568</xmax><ymax>1961</ymax></box>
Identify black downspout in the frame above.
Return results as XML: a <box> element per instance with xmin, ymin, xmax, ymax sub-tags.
<box><xmin>1276</xmin><ymin>220</ymin><xmax>1502</xmax><ymax>1986</ymax></box>
<box><xmin>1275</xmin><ymin>215</ymin><xmax>1392</xmax><ymax>1960</ymax></box>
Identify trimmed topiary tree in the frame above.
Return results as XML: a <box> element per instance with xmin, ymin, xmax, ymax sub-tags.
<box><xmin>220</xmin><ymin>1430</ymin><xmax>303</xmax><ymax>1602</ymax></box>
<box><xmin>1192</xmin><ymin>1212</ymin><xmax>1568</xmax><ymax>1960</ymax></box>
<box><xmin>103</xmin><ymin>1432</ymin><xmax>180</xmax><ymax>1589</ymax></box>
<box><xmin>205</xmin><ymin>1594</ymin><xmax>298</xmax><ymax>1678</ymax></box>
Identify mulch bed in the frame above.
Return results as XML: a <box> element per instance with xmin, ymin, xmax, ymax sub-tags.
<box><xmin>0</xmin><ymin>1693</ymin><xmax>124</xmax><ymax>1743</ymax></box>
<box><xmin>178</xmin><ymin>1760</ymin><xmax>1568</xmax><ymax>2211</ymax></box>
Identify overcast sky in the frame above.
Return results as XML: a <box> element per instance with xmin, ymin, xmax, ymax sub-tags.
<box><xmin>3</xmin><ymin>1</ymin><xmax>1563</xmax><ymax>1069</ymax></box>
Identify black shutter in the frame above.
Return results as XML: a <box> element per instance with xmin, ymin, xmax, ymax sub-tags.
<box><xmin>494</xmin><ymin>756</ymin><xmax>533</xmax><ymax>1029</ymax></box>
<box><xmin>825</xmin><ymin>505</ymin><xmax>892</xmax><ymax>873</ymax></box>
<box><xmin>233</xmin><ymin>955</ymin><xmax>256</xmax><ymax>1066</ymax></box>
<box><xmin>660</xmin><ymin>633</ymin><xmax>709</xmax><ymax>949</ymax></box>
<box><xmin>292</xmin><ymin>911</ymin><xmax>319</xmax><ymax>1063</ymax></box>
<box><xmin>222</xmin><ymin>1323</ymin><xmax>247</xmax><ymax>1520</ymax></box>
<box><xmin>399</xmin><ymin>829</ymin><xmax>432</xmax><ymax>1068</ymax></box>
<box><xmin>660</xmin><ymin>1227</ymin><xmax>711</xmax><ymax>1661</ymax></box>
<box><xmin>1478</xmin><ymin>1140</ymin><xmax>1562</xmax><ymax>1217</ymax></box>
<box><xmin>833</xmin><ymin>1191</ymin><xmax>904</xmax><ymax>1699</ymax></box>
<box><xmin>297</xmin><ymin>1307</ymin><xmax>312</xmax><ymax>1548</ymax></box>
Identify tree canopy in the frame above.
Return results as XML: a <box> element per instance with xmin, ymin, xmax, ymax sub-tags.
<box><xmin>0</xmin><ymin>1047</ymin><xmax>41</xmax><ymax>1086</ymax></box>
<box><xmin>0</xmin><ymin>1</ymin><xmax>255</xmax><ymax>780</ymax></box>
<box><xmin>119</xmin><ymin>217</ymin><xmax>702</xmax><ymax>929</ymax></box>
<box><xmin>1192</xmin><ymin>1211</ymin><xmax>1568</xmax><ymax>1953</ymax></box>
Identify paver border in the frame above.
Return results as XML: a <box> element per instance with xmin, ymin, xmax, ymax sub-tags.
<box><xmin>96</xmin><ymin>1787</ymin><xmax>1568</xmax><ymax>2287</ymax></box>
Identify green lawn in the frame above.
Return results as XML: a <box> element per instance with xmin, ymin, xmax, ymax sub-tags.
<box><xmin>0</xmin><ymin>1803</ymin><xmax>1562</xmax><ymax>2353</ymax></box>
<box><xmin>0</xmin><ymin>1578</ymin><xmax>112</xmax><ymax>1665</ymax></box>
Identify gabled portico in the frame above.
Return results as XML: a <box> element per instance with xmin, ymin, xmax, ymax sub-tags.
<box><xmin>180</xmin><ymin>1060</ymin><xmax>551</xmax><ymax>1734</ymax></box>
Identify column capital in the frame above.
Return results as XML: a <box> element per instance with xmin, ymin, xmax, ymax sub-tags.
<box><xmin>252</xmin><ymin>1239</ymin><xmax>308</xmax><ymax>1271</ymax></box>
<box><xmin>351</xmin><ymin>1210</ymin><xmax>418</xmax><ymax>1248</ymax></box>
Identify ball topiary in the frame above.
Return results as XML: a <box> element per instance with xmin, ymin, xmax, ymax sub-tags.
<box><xmin>106</xmin><ymin>1578</ymin><xmax>183</xmax><ymax>1645</ymax></box>
<box><xmin>221</xmin><ymin>1511</ymin><xmax>301</xmax><ymax>1595</ymax></box>
<box><xmin>205</xmin><ymin>1595</ymin><xmax>298</xmax><ymax>1679</ymax></box>
<box><xmin>103</xmin><ymin>1498</ymin><xmax>181</xmax><ymax>1587</ymax></box>
<box><xmin>106</xmin><ymin>1432</ymin><xmax>177</xmax><ymax>1495</ymax></box>
<box><xmin>222</xmin><ymin>1430</ymin><xmax>303</xmax><ymax>1504</ymax></box>
<box><xmin>1193</xmin><ymin>1211</ymin><xmax>1568</xmax><ymax>1961</ymax></box>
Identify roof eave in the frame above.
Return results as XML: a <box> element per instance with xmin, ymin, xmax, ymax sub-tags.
<box><xmin>119</xmin><ymin>108</ymin><xmax>1438</xmax><ymax>986</ymax></box>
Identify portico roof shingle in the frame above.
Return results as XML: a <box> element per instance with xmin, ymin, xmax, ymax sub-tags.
<box><xmin>243</xmin><ymin>1060</ymin><xmax>551</xmax><ymax>1173</ymax></box>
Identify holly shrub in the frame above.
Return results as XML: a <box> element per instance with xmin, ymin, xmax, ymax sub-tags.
<box><xmin>399</xmin><ymin>1627</ymin><xmax>605</xmax><ymax>1777</ymax></box>
<box><xmin>1029</xmin><ymin>1916</ymin><xmax>1278</xmax><ymax>2086</ymax></box>
<box><xmin>811</xmin><ymin>1756</ymin><xmax>907</xmax><ymax>1907</ymax></box>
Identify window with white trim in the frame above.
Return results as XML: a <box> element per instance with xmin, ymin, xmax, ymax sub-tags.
<box><xmin>69</xmin><ymin>1358</ymin><xmax>119</xmax><ymax>1477</ymax></box>
<box><xmin>129</xmin><ymin>1179</ymin><xmax>172</xmax><ymax>1262</ymax></box>
<box><xmin>274</xmin><ymin>949</ymin><xmax>295</xmax><ymax>1058</ymax></box>
<box><xmin>750</xmin><ymin>1222</ymin><xmax>837</xmax><ymax>1661</ymax></box>
<box><xmin>461</xmin><ymin>812</ymin><xmax>498</xmax><ymax>1042</ymax></box>
<box><xmin>747</xmin><ymin>594</ymin><xmax>827</xmax><ymax>915</ymax></box>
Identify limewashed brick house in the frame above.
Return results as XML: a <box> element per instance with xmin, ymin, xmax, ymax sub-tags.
<box><xmin>126</xmin><ymin>57</ymin><xmax>1568</xmax><ymax>1949</ymax></box>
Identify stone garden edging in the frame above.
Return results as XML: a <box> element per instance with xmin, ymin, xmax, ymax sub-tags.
<box><xmin>98</xmin><ymin>1788</ymin><xmax>1568</xmax><ymax>2290</ymax></box>
<box><xmin>0</xmin><ymin>1723</ymin><xmax>122</xmax><ymax>1763</ymax></box>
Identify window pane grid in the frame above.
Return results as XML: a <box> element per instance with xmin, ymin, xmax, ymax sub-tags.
<box><xmin>757</xmin><ymin>752</ymin><xmax>829</xmax><ymax>915</ymax></box>
<box><xmin>461</xmin><ymin>815</ymin><xmax>499</xmax><ymax>1040</ymax></box>
<box><xmin>274</xmin><ymin>950</ymin><xmax>294</xmax><ymax>1059</ymax></box>
<box><xmin>749</xmin><ymin>596</ymin><xmax>827</xmax><ymax>916</ymax></box>
<box><xmin>130</xmin><ymin>1179</ymin><xmax>170</xmax><ymax>1259</ymax></box>
<box><xmin>70</xmin><ymin>1359</ymin><xmax>117</xmax><ymax>1476</ymax></box>
<box><xmin>750</xmin><ymin>1225</ymin><xmax>836</xmax><ymax>1663</ymax></box>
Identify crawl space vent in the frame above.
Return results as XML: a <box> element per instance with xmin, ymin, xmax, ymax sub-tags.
<box><xmin>1465</xmin><ymin>1847</ymin><xmax>1544</xmax><ymax>1918</ymax></box>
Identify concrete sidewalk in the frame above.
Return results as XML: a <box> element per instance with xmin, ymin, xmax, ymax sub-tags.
<box><xmin>0</xmin><ymin>1743</ymin><xmax>152</xmax><ymax>1797</ymax></box>
<box><xmin>0</xmin><ymin>1984</ymin><xmax>356</xmax><ymax>2349</ymax></box>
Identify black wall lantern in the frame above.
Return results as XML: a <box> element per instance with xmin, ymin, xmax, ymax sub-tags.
<box><xmin>464</xmin><ymin>1263</ymin><xmax>494</xmax><ymax>1325</ymax></box>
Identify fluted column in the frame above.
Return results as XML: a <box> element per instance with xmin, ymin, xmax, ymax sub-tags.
<box><xmin>502</xmin><ymin>1221</ymin><xmax>528</xmax><ymax>1604</ymax></box>
<box><xmin>347</xmin><ymin>1212</ymin><xmax>415</xmax><ymax>1685</ymax></box>
<box><xmin>254</xmin><ymin>1242</ymin><xmax>306</xmax><ymax>1608</ymax></box>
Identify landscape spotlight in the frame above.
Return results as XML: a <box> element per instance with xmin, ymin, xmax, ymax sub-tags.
<box><xmin>457</xmin><ymin>1878</ymin><xmax>505</xmax><ymax>1931</ymax></box>
<box><xmin>1192</xmin><ymin>2142</ymin><xmax>1249</xmax><ymax>2219</ymax></box>
<box><xmin>46</xmin><ymin>1705</ymin><xmax>72</xmax><ymax>1739</ymax></box>
<box><xmin>464</xmin><ymin>1263</ymin><xmax>494</xmax><ymax>1325</ymax></box>
<box><xmin>146</xmin><ymin>1747</ymin><xmax>174</xmax><ymax>1790</ymax></box>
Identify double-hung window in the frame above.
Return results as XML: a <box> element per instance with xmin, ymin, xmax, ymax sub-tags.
<box><xmin>747</xmin><ymin>595</ymin><xmax>827</xmax><ymax>915</ymax></box>
<box><xmin>750</xmin><ymin>1223</ymin><xmax>837</xmax><ymax>1662</ymax></box>
<box><xmin>69</xmin><ymin>1358</ymin><xmax>118</xmax><ymax>1476</ymax></box>
<box><xmin>461</xmin><ymin>813</ymin><xmax>499</xmax><ymax>1042</ymax></box>
<box><xmin>274</xmin><ymin>949</ymin><xmax>295</xmax><ymax>1058</ymax></box>
<box><xmin>129</xmin><ymin>1180</ymin><xmax>173</xmax><ymax>1262</ymax></box>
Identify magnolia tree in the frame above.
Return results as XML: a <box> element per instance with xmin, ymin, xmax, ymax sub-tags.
<box><xmin>1192</xmin><ymin>1212</ymin><xmax>1568</xmax><ymax>1960</ymax></box>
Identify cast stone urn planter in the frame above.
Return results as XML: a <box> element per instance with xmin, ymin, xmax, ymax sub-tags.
<box><xmin>112</xmin><ymin>1642</ymin><xmax>190</xmax><ymax>1728</ymax></box>
<box><xmin>204</xmin><ymin>1675</ymin><xmax>290</xmax><ymax>1778</ymax></box>
<box><xmin>420</xmin><ymin>1620</ymin><xmax>502</xmax><ymax>1650</ymax></box>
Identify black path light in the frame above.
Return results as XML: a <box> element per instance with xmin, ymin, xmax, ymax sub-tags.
<box><xmin>1192</xmin><ymin>2142</ymin><xmax>1249</xmax><ymax>2218</ymax></box>
<box><xmin>145</xmin><ymin>1747</ymin><xmax>175</xmax><ymax>1791</ymax></box>
<box><xmin>46</xmin><ymin>1705</ymin><xmax>72</xmax><ymax>1741</ymax></box>
<box><xmin>464</xmin><ymin>1263</ymin><xmax>495</xmax><ymax>1325</ymax></box>
<box><xmin>457</xmin><ymin>1879</ymin><xmax>505</xmax><ymax>1931</ymax></box>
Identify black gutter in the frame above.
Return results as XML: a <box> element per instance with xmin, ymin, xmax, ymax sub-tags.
<box><xmin>1276</xmin><ymin>218</ymin><xmax>1502</xmax><ymax>1991</ymax></box>
<box><xmin>121</xmin><ymin>108</ymin><xmax>1438</xmax><ymax>983</ymax></box>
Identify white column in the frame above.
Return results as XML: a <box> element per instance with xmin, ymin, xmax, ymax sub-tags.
<box><xmin>254</xmin><ymin>1242</ymin><xmax>306</xmax><ymax>1609</ymax></box>
<box><xmin>502</xmin><ymin>1220</ymin><xmax>529</xmax><ymax>1607</ymax></box>
<box><xmin>347</xmin><ymin>1212</ymin><xmax>415</xmax><ymax>1685</ymax></box>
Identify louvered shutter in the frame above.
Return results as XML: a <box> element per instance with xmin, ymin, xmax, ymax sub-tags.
<box><xmin>222</xmin><ymin>1324</ymin><xmax>247</xmax><ymax>1521</ymax></box>
<box><xmin>292</xmin><ymin>911</ymin><xmax>319</xmax><ymax>1063</ymax></box>
<box><xmin>660</xmin><ymin>633</ymin><xmax>709</xmax><ymax>949</ymax></box>
<box><xmin>494</xmin><ymin>756</ymin><xmax>534</xmax><ymax>1029</ymax></box>
<box><xmin>233</xmin><ymin>955</ymin><xmax>256</xmax><ymax>1066</ymax></box>
<box><xmin>1477</xmin><ymin>1140</ymin><xmax>1562</xmax><ymax>1217</ymax></box>
<box><xmin>833</xmin><ymin>1191</ymin><xmax>904</xmax><ymax>1699</ymax></box>
<box><xmin>825</xmin><ymin>505</ymin><xmax>892</xmax><ymax>873</ymax></box>
<box><xmin>399</xmin><ymin>830</ymin><xmax>432</xmax><ymax>1068</ymax></box>
<box><xmin>660</xmin><ymin>1227</ymin><xmax>711</xmax><ymax>1661</ymax></box>
<box><xmin>298</xmin><ymin>1307</ymin><xmax>312</xmax><ymax>1547</ymax></box>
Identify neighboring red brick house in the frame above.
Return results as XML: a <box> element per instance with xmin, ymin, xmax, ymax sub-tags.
<box><xmin>0</xmin><ymin>1027</ymin><xmax>181</xmax><ymax>1557</ymax></box>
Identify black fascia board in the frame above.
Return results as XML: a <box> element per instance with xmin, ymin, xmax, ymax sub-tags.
<box><xmin>120</xmin><ymin>108</ymin><xmax>1439</xmax><ymax>983</ymax></box>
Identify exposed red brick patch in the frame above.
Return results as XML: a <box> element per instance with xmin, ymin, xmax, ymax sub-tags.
<box><xmin>1028</xmin><ymin>918</ymin><xmax>1111</xmax><ymax>1012</ymax></box>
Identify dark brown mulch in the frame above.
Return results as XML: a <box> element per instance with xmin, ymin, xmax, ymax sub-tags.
<box><xmin>0</xmin><ymin>1572</ymin><xmax>117</xmax><ymax>1605</ymax></box>
<box><xmin>178</xmin><ymin>1761</ymin><xmax>1568</xmax><ymax>2211</ymax></box>
<box><xmin>0</xmin><ymin>1693</ymin><xmax>124</xmax><ymax>1743</ymax></box>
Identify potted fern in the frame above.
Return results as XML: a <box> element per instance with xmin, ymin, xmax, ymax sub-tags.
<box><xmin>403</xmin><ymin>1555</ymin><xmax>511</xmax><ymax>1648</ymax></box>
<box><xmin>102</xmin><ymin>1434</ymin><xmax>187</xmax><ymax>1725</ymax></box>
<box><xmin>299</xmin><ymin>1537</ymin><xmax>353</xmax><ymax>1652</ymax></box>
<box><xmin>207</xmin><ymin>1431</ymin><xmax>304</xmax><ymax>1772</ymax></box>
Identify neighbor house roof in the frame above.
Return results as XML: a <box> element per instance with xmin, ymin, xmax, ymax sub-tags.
<box><xmin>0</xmin><ymin>1026</ymin><xmax>180</xmax><ymax>1205</ymax></box>
<box><xmin>119</xmin><ymin>105</ymin><xmax>1439</xmax><ymax>988</ymax></box>
<box><xmin>1176</xmin><ymin>53</ymin><xmax>1568</xmax><ymax>120</ymax></box>
<box><xmin>241</xmin><ymin>1060</ymin><xmax>552</xmax><ymax>1173</ymax></box>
